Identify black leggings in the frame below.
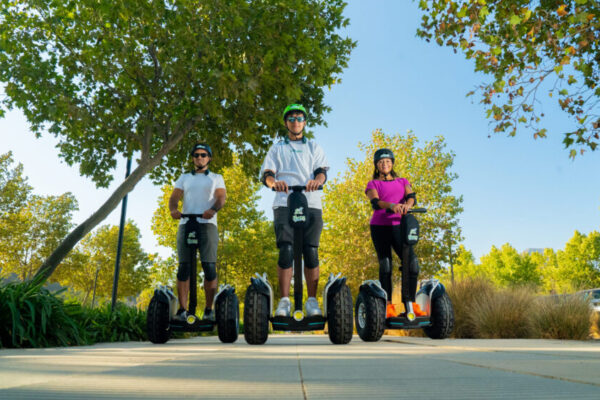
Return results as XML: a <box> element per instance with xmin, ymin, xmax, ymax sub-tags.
<box><xmin>370</xmin><ymin>224</ymin><xmax>419</xmax><ymax>303</ymax></box>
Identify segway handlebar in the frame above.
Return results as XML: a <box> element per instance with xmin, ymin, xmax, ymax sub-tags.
<box><xmin>385</xmin><ymin>207</ymin><xmax>427</xmax><ymax>214</ymax></box>
<box><xmin>271</xmin><ymin>185</ymin><xmax>323</xmax><ymax>192</ymax></box>
<box><xmin>180</xmin><ymin>213</ymin><xmax>205</xmax><ymax>218</ymax></box>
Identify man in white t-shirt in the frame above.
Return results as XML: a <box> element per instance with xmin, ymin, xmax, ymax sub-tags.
<box><xmin>169</xmin><ymin>143</ymin><xmax>226</xmax><ymax>321</ymax></box>
<box><xmin>260</xmin><ymin>104</ymin><xmax>329</xmax><ymax>317</ymax></box>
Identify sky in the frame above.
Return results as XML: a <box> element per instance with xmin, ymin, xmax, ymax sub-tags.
<box><xmin>1</xmin><ymin>1</ymin><xmax>599</xmax><ymax>262</ymax></box>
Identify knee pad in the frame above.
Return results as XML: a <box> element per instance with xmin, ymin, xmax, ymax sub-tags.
<box><xmin>278</xmin><ymin>243</ymin><xmax>293</xmax><ymax>269</ymax></box>
<box><xmin>201</xmin><ymin>262</ymin><xmax>217</xmax><ymax>281</ymax></box>
<box><xmin>303</xmin><ymin>246</ymin><xmax>319</xmax><ymax>269</ymax></box>
<box><xmin>378</xmin><ymin>257</ymin><xmax>392</xmax><ymax>276</ymax></box>
<box><xmin>177</xmin><ymin>262</ymin><xmax>191</xmax><ymax>281</ymax></box>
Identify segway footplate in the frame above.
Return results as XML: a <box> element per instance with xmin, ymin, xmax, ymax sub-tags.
<box><xmin>271</xmin><ymin>315</ymin><xmax>326</xmax><ymax>331</ymax></box>
<box><xmin>385</xmin><ymin>315</ymin><xmax>431</xmax><ymax>329</ymax></box>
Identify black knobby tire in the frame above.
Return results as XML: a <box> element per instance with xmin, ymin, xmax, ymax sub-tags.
<box><xmin>216</xmin><ymin>290</ymin><xmax>239</xmax><ymax>343</ymax></box>
<box><xmin>423</xmin><ymin>292</ymin><xmax>454</xmax><ymax>339</ymax></box>
<box><xmin>147</xmin><ymin>295</ymin><xmax>171</xmax><ymax>344</ymax></box>
<box><xmin>327</xmin><ymin>283</ymin><xmax>354</xmax><ymax>344</ymax></box>
<box><xmin>243</xmin><ymin>285</ymin><xmax>269</xmax><ymax>345</ymax></box>
<box><xmin>355</xmin><ymin>290</ymin><xmax>385</xmax><ymax>342</ymax></box>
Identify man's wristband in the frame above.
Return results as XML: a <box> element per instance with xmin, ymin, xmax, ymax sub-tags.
<box><xmin>210</xmin><ymin>205</ymin><xmax>220</xmax><ymax>212</ymax></box>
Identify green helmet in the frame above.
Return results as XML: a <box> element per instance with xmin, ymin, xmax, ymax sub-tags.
<box><xmin>282</xmin><ymin>104</ymin><xmax>307</xmax><ymax>121</ymax></box>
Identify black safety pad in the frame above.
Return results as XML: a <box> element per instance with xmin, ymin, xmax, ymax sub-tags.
<box><xmin>287</xmin><ymin>191</ymin><xmax>309</xmax><ymax>228</ymax></box>
<box><xmin>401</xmin><ymin>213</ymin><xmax>420</xmax><ymax>245</ymax></box>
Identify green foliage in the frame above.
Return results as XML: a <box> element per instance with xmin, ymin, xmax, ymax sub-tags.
<box><xmin>53</xmin><ymin>221</ymin><xmax>151</xmax><ymax>305</ymax></box>
<box><xmin>452</xmin><ymin>230</ymin><xmax>600</xmax><ymax>293</ymax></box>
<box><xmin>417</xmin><ymin>0</ymin><xmax>600</xmax><ymax>155</ymax></box>
<box><xmin>1</xmin><ymin>153</ymin><xmax>78</xmax><ymax>280</ymax></box>
<box><xmin>320</xmin><ymin>130</ymin><xmax>463</xmax><ymax>294</ymax></box>
<box><xmin>0</xmin><ymin>277</ymin><xmax>147</xmax><ymax>348</ymax></box>
<box><xmin>0</xmin><ymin>277</ymin><xmax>82</xmax><ymax>348</ymax></box>
<box><xmin>479</xmin><ymin>244</ymin><xmax>542</xmax><ymax>287</ymax></box>
<box><xmin>0</xmin><ymin>0</ymin><xmax>354</xmax><ymax>185</ymax></box>
<box><xmin>77</xmin><ymin>302</ymin><xmax>147</xmax><ymax>343</ymax></box>
<box><xmin>530</xmin><ymin>294</ymin><xmax>593</xmax><ymax>340</ymax></box>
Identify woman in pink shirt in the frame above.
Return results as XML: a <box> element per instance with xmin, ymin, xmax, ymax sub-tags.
<box><xmin>365</xmin><ymin>149</ymin><xmax>424</xmax><ymax>318</ymax></box>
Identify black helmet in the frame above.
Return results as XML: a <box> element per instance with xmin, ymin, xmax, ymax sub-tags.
<box><xmin>373</xmin><ymin>148</ymin><xmax>394</xmax><ymax>166</ymax></box>
<box><xmin>190</xmin><ymin>143</ymin><xmax>212</xmax><ymax>157</ymax></box>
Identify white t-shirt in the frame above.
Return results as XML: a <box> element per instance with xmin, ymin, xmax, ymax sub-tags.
<box><xmin>260</xmin><ymin>137</ymin><xmax>329</xmax><ymax>209</ymax></box>
<box><xmin>174</xmin><ymin>170</ymin><xmax>226</xmax><ymax>226</ymax></box>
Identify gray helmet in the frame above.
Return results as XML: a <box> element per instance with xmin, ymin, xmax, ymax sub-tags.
<box><xmin>373</xmin><ymin>148</ymin><xmax>394</xmax><ymax>166</ymax></box>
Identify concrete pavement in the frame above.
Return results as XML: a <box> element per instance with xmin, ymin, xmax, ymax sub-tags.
<box><xmin>1</xmin><ymin>335</ymin><xmax>599</xmax><ymax>399</ymax></box>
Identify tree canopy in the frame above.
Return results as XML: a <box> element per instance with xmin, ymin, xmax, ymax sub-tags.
<box><xmin>417</xmin><ymin>0</ymin><xmax>600</xmax><ymax>156</ymax></box>
<box><xmin>0</xmin><ymin>0</ymin><xmax>354</xmax><ymax>280</ymax></box>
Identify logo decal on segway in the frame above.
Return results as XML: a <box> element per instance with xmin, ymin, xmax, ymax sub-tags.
<box><xmin>292</xmin><ymin>207</ymin><xmax>306</xmax><ymax>223</ymax></box>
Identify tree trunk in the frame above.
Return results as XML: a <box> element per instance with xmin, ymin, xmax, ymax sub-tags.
<box><xmin>34</xmin><ymin>134</ymin><xmax>185</xmax><ymax>282</ymax></box>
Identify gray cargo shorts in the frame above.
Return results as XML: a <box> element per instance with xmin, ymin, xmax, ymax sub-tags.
<box><xmin>176</xmin><ymin>222</ymin><xmax>219</xmax><ymax>263</ymax></box>
<box><xmin>273</xmin><ymin>207</ymin><xmax>323</xmax><ymax>248</ymax></box>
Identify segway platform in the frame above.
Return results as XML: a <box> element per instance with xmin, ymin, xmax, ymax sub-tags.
<box><xmin>169</xmin><ymin>315</ymin><xmax>216</xmax><ymax>332</ymax></box>
<box><xmin>385</xmin><ymin>315</ymin><xmax>430</xmax><ymax>329</ymax></box>
<box><xmin>271</xmin><ymin>315</ymin><xmax>326</xmax><ymax>331</ymax></box>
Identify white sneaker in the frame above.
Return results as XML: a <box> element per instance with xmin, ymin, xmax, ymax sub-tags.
<box><xmin>275</xmin><ymin>297</ymin><xmax>291</xmax><ymax>317</ymax></box>
<box><xmin>305</xmin><ymin>297</ymin><xmax>322</xmax><ymax>317</ymax></box>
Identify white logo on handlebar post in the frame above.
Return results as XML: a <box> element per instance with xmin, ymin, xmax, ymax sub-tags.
<box><xmin>187</xmin><ymin>232</ymin><xmax>198</xmax><ymax>245</ymax></box>
<box><xmin>292</xmin><ymin>207</ymin><xmax>306</xmax><ymax>223</ymax></box>
<box><xmin>408</xmin><ymin>228</ymin><xmax>418</xmax><ymax>241</ymax></box>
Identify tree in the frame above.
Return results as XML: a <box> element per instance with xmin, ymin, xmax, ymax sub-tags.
<box><xmin>320</xmin><ymin>130</ymin><xmax>463</xmax><ymax>293</ymax></box>
<box><xmin>0</xmin><ymin>193</ymin><xmax>78</xmax><ymax>280</ymax></box>
<box><xmin>0</xmin><ymin>152</ymin><xmax>31</xmax><ymax>217</ymax></box>
<box><xmin>555</xmin><ymin>230</ymin><xmax>600</xmax><ymax>290</ymax></box>
<box><xmin>53</xmin><ymin>221</ymin><xmax>151</xmax><ymax>305</ymax></box>
<box><xmin>150</xmin><ymin>156</ymin><xmax>278</xmax><ymax>302</ymax></box>
<box><xmin>417</xmin><ymin>0</ymin><xmax>600</xmax><ymax>156</ymax></box>
<box><xmin>478</xmin><ymin>243</ymin><xmax>542</xmax><ymax>287</ymax></box>
<box><xmin>0</xmin><ymin>0</ymin><xmax>354</xmax><ymax>280</ymax></box>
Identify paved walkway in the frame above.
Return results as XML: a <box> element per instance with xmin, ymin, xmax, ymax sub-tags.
<box><xmin>1</xmin><ymin>335</ymin><xmax>599</xmax><ymax>399</ymax></box>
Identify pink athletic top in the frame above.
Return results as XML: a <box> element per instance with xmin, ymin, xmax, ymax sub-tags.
<box><xmin>365</xmin><ymin>178</ymin><xmax>410</xmax><ymax>226</ymax></box>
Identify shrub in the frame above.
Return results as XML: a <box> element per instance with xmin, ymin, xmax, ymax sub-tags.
<box><xmin>0</xmin><ymin>278</ymin><xmax>83</xmax><ymax>348</ymax></box>
<box><xmin>78</xmin><ymin>302</ymin><xmax>147</xmax><ymax>343</ymax></box>
<box><xmin>469</xmin><ymin>286</ymin><xmax>535</xmax><ymax>339</ymax></box>
<box><xmin>530</xmin><ymin>295</ymin><xmax>593</xmax><ymax>340</ymax></box>
<box><xmin>446</xmin><ymin>277</ymin><xmax>495</xmax><ymax>338</ymax></box>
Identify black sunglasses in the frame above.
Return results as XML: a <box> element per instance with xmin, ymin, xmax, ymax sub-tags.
<box><xmin>286</xmin><ymin>116</ymin><xmax>305</xmax><ymax>123</ymax></box>
<box><xmin>193</xmin><ymin>152</ymin><xmax>210</xmax><ymax>158</ymax></box>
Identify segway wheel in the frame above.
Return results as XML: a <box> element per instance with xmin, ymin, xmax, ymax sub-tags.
<box><xmin>327</xmin><ymin>283</ymin><xmax>353</xmax><ymax>344</ymax></box>
<box><xmin>243</xmin><ymin>285</ymin><xmax>269</xmax><ymax>345</ymax></box>
<box><xmin>147</xmin><ymin>295</ymin><xmax>171</xmax><ymax>344</ymax></box>
<box><xmin>216</xmin><ymin>290</ymin><xmax>239</xmax><ymax>343</ymax></box>
<box><xmin>355</xmin><ymin>290</ymin><xmax>385</xmax><ymax>342</ymax></box>
<box><xmin>423</xmin><ymin>291</ymin><xmax>454</xmax><ymax>339</ymax></box>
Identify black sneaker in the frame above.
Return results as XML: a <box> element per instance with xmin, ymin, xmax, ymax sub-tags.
<box><xmin>172</xmin><ymin>308</ymin><xmax>187</xmax><ymax>321</ymax></box>
<box><xmin>204</xmin><ymin>309</ymin><xmax>215</xmax><ymax>321</ymax></box>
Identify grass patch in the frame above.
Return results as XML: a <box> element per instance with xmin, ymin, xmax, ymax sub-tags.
<box><xmin>530</xmin><ymin>295</ymin><xmax>593</xmax><ymax>340</ymax></box>
<box><xmin>447</xmin><ymin>277</ymin><xmax>495</xmax><ymax>338</ymax></box>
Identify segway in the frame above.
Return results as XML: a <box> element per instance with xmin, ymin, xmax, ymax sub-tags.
<box><xmin>147</xmin><ymin>214</ymin><xmax>239</xmax><ymax>344</ymax></box>
<box><xmin>244</xmin><ymin>186</ymin><xmax>353</xmax><ymax>345</ymax></box>
<box><xmin>355</xmin><ymin>208</ymin><xmax>454</xmax><ymax>341</ymax></box>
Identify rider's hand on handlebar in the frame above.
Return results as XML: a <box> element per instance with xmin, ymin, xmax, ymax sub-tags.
<box><xmin>272</xmin><ymin>180</ymin><xmax>289</xmax><ymax>193</ymax></box>
<box><xmin>170</xmin><ymin>210</ymin><xmax>182</xmax><ymax>219</ymax></box>
<box><xmin>202</xmin><ymin>209</ymin><xmax>216</xmax><ymax>220</ymax></box>
<box><xmin>305</xmin><ymin>179</ymin><xmax>322</xmax><ymax>192</ymax></box>
<box><xmin>398</xmin><ymin>203</ymin><xmax>412</xmax><ymax>215</ymax></box>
